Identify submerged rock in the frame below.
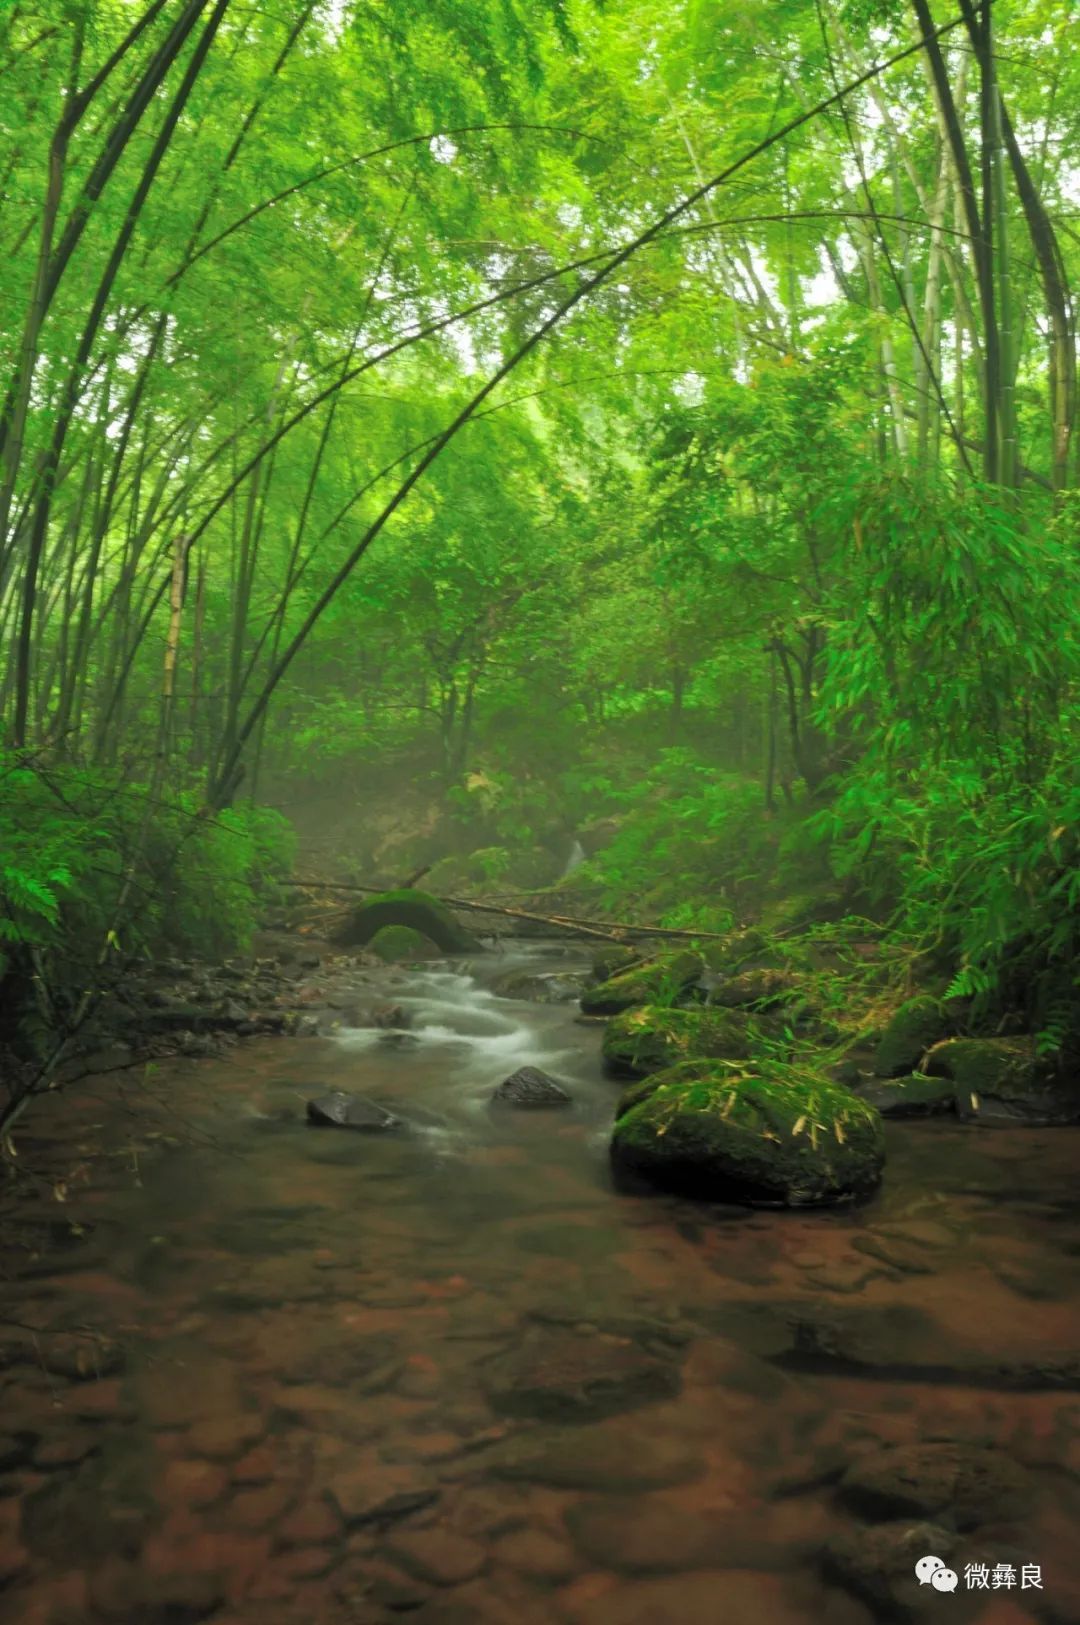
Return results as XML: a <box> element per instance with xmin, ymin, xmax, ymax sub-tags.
<box><xmin>580</xmin><ymin>950</ymin><xmax>704</xmax><ymax>1016</ymax></box>
<box><xmin>839</xmin><ymin>1441</ymin><xmax>1032</xmax><ymax>1530</ymax></box>
<box><xmin>924</xmin><ymin>1035</ymin><xmax>1080</xmax><ymax>1125</ymax></box>
<box><xmin>306</xmin><ymin>1091</ymin><xmax>403</xmax><ymax>1131</ymax></box>
<box><xmin>821</xmin><ymin>1519</ymin><xmax>957</xmax><ymax>1615</ymax></box>
<box><xmin>490</xmin><ymin>1067</ymin><xmax>572</xmax><ymax>1110</ymax></box>
<box><xmin>483</xmin><ymin>1328</ymin><xmax>681</xmax><ymax>1421</ymax></box>
<box><xmin>872</xmin><ymin>996</ymin><xmax>951</xmax><ymax>1078</ymax></box>
<box><xmin>602</xmin><ymin>1004</ymin><xmax>759</xmax><ymax>1078</ymax></box>
<box><xmin>491</xmin><ymin>968</ymin><xmax>588</xmax><ymax>1004</ymax></box>
<box><xmin>611</xmin><ymin>1060</ymin><xmax>885</xmax><ymax>1207</ymax></box>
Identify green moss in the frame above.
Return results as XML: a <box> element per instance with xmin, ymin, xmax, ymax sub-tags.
<box><xmin>858</xmin><ymin>1073</ymin><xmax>956</xmax><ymax>1118</ymax></box>
<box><xmin>334</xmin><ymin>888</ymin><xmax>483</xmax><ymax>954</ymax></box>
<box><xmin>700</xmin><ymin>928</ymin><xmax>772</xmax><ymax>971</ymax></box>
<box><xmin>711</xmin><ymin>968</ymin><xmax>803</xmax><ymax>1010</ymax></box>
<box><xmin>611</xmin><ymin>1059</ymin><xmax>885</xmax><ymax>1207</ymax></box>
<box><xmin>591</xmin><ymin>945</ymin><xmax>643</xmax><ymax>984</ymax></box>
<box><xmin>872</xmin><ymin>996</ymin><xmax>951</xmax><ymax>1078</ymax></box>
<box><xmin>368</xmin><ymin>924</ymin><xmax>439</xmax><ymax>962</ymax></box>
<box><xmin>579</xmin><ymin>950</ymin><xmax>704</xmax><ymax>1016</ymax></box>
<box><xmin>602</xmin><ymin>1004</ymin><xmax>762</xmax><ymax>1079</ymax></box>
<box><xmin>924</xmin><ymin>1036</ymin><xmax>1080</xmax><ymax>1124</ymax></box>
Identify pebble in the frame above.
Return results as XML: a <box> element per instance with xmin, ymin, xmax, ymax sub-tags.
<box><xmin>383</xmin><ymin>1525</ymin><xmax>488</xmax><ymax>1586</ymax></box>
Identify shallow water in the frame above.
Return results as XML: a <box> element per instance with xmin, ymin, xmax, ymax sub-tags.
<box><xmin>2</xmin><ymin>941</ymin><xmax>1079</xmax><ymax>1625</ymax></box>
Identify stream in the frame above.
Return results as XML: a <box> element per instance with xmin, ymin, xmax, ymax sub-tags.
<box><xmin>1</xmin><ymin>940</ymin><xmax>1079</xmax><ymax>1625</ymax></box>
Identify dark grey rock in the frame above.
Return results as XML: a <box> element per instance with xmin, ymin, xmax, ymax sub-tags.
<box><xmin>490</xmin><ymin>1067</ymin><xmax>572</xmax><ymax>1110</ymax></box>
<box><xmin>306</xmin><ymin>1092</ymin><xmax>403</xmax><ymax>1131</ymax></box>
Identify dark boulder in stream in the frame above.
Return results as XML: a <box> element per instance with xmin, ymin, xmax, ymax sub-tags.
<box><xmin>491</xmin><ymin>1066</ymin><xmax>572</xmax><ymax>1109</ymax></box>
<box><xmin>612</xmin><ymin>1061</ymin><xmax>885</xmax><ymax>1207</ymax></box>
<box><xmin>306</xmin><ymin>1091</ymin><xmax>403</xmax><ymax>1131</ymax></box>
<box><xmin>924</xmin><ymin>1035</ymin><xmax>1080</xmax><ymax>1125</ymax></box>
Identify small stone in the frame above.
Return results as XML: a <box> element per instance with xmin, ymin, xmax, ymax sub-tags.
<box><xmin>232</xmin><ymin>1447</ymin><xmax>275</xmax><ymax>1485</ymax></box>
<box><xmin>384</xmin><ymin>1526</ymin><xmax>487</xmax><ymax>1586</ymax></box>
<box><xmin>821</xmin><ymin>1519</ymin><xmax>956</xmax><ymax>1614</ymax></box>
<box><xmin>162</xmin><ymin>1458</ymin><xmax>230</xmax><ymax>1509</ymax></box>
<box><xmin>306</xmin><ymin>1091</ymin><xmax>403</xmax><ymax>1131</ymax></box>
<box><xmin>188</xmin><ymin>1413</ymin><xmax>263</xmax><ymax>1460</ymax></box>
<box><xmin>493</xmin><ymin>1527</ymin><xmax>578</xmax><ymax>1580</ymax></box>
<box><xmin>490</xmin><ymin>1067</ymin><xmax>572</xmax><ymax>1110</ymax></box>
<box><xmin>33</xmin><ymin>1430</ymin><xmax>98</xmax><ymax>1469</ymax></box>
<box><xmin>489</xmin><ymin>1426</ymin><xmax>704</xmax><ymax>1492</ymax></box>
<box><xmin>327</xmin><ymin>1464</ymin><xmax>439</xmax><ymax>1528</ymax></box>
<box><xmin>276</xmin><ymin>1499</ymin><xmax>342</xmax><ymax>1546</ymax></box>
<box><xmin>226</xmin><ymin>1481</ymin><xmax>294</xmax><ymax>1531</ymax></box>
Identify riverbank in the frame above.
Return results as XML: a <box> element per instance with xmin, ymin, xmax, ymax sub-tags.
<box><xmin>0</xmin><ymin>941</ymin><xmax>1078</xmax><ymax>1625</ymax></box>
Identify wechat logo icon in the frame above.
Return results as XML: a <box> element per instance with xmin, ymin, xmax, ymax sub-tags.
<box><xmin>916</xmin><ymin>1555</ymin><xmax>959</xmax><ymax>1592</ymax></box>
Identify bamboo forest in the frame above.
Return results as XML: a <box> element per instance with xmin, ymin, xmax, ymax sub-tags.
<box><xmin>1</xmin><ymin>0</ymin><xmax>1079</xmax><ymax>1621</ymax></box>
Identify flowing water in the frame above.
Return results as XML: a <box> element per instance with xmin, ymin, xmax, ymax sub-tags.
<box><xmin>2</xmin><ymin>941</ymin><xmax>1079</xmax><ymax>1625</ymax></box>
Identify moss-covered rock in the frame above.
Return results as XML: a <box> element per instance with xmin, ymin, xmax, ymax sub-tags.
<box><xmin>924</xmin><ymin>1036</ymin><xmax>1080</xmax><ymax>1125</ymax></box>
<box><xmin>602</xmin><ymin>1005</ymin><xmax>760</xmax><ymax>1079</ymax></box>
<box><xmin>610</xmin><ymin>1060</ymin><xmax>885</xmax><ymax>1207</ymax></box>
<box><xmin>711</xmin><ymin>968</ymin><xmax>802</xmax><ymax>1009</ymax></box>
<box><xmin>700</xmin><ymin>928</ymin><xmax>771</xmax><ymax>972</ymax></box>
<box><xmin>580</xmin><ymin>950</ymin><xmax>704</xmax><ymax>1017</ymax></box>
<box><xmin>368</xmin><ymin>925</ymin><xmax>439</xmax><ymax>963</ymax></box>
<box><xmin>591</xmin><ymin>945</ymin><xmax>643</xmax><ymax>984</ymax></box>
<box><xmin>333</xmin><ymin>888</ymin><xmax>483</xmax><ymax>954</ymax></box>
<box><xmin>872</xmin><ymin>996</ymin><xmax>951</xmax><ymax>1078</ymax></box>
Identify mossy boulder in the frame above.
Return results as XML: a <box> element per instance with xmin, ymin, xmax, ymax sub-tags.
<box><xmin>580</xmin><ymin>950</ymin><xmax>704</xmax><ymax>1017</ymax></box>
<box><xmin>923</xmin><ymin>1036</ymin><xmax>1080</xmax><ymax>1125</ymax></box>
<box><xmin>610</xmin><ymin>1060</ymin><xmax>885</xmax><ymax>1207</ymax></box>
<box><xmin>711</xmin><ymin>968</ymin><xmax>802</xmax><ymax>1010</ymax></box>
<box><xmin>333</xmin><ymin>888</ymin><xmax>483</xmax><ymax>954</ymax></box>
<box><xmin>872</xmin><ymin>996</ymin><xmax>951</xmax><ymax>1078</ymax></box>
<box><xmin>591</xmin><ymin>945</ymin><xmax>643</xmax><ymax>984</ymax></box>
<box><xmin>368</xmin><ymin>925</ymin><xmax>439</xmax><ymax>963</ymax></box>
<box><xmin>602</xmin><ymin>1005</ymin><xmax>760</xmax><ymax>1079</ymax></box>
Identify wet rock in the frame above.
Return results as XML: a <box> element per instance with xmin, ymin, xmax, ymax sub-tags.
<box><xmin>483</xmin><ymin>1329</ymin><xmax>681</xmax><ymax>1422</ymax></box>
<box><xmin>924</xmin><ymin>1036</ymin><xmax>1080</xmax><ymax>1125</ymax></box>
<box><xmin>491</xmin><ymin>969</ymin><xmax>588</xmax><ymax>1003</ymax></box>
<box><xmin>490</xmin><ymin>1067</ymin><xmax>572</xmax><ymax>1110</ymax></box>
<box><xmin>873</xmin><ymin>997</ymin><xmax>952</xmax><ymax>1078</ymax></box>
<box><xmin>374</xmin><ymin>1003</ymin><xmax>411</xmax><ymax>1029</ymax></box>
<box><xmin>850</xmin><ymin>1233</ymin><xmax>936</xmax><ymax>1276</ymax></box>
<box><xmin>384</xmin><ymin>1528</ymin><xmax>487</xmax><ymax>1586</ymax></box>
<box><xmin>821</xmin><ymin>1519</ymin><xmax>957</xmax><ymax>1615</ymax></box>
<box><xmin>857</xmin><ymin>1074</ymin><xmax>955</xmax><ymax>1117</ymax></box>
<box><xmin>839</xmin><ymin>1442</ymin><xmax>1033</xmax><ymax>1529</ymax></box>
<box><xmin>276</xmin><ymin>1499</ymin><xmax>344</xmax><ymax>1547</ymax></box>
<box><xmin>491</xmin><ymin>1527</ymin><xmax>578</xmax><ymax>1581</ymax></box>
<box><xmin>611</xmin><ymin>1061</ymin><xmax>885</xmax><ymax>1208</ymax></box>
<box><xmin>32</xmin><ymin>1429</ymin><xmax>99</xmax><ymax>1469</ymax></box>
<box><xmin>327</xmin><ymin>1464</ymin><xmax>439</xmax><ymax>1528</ymax></box>
<box><xmin>488</xmin><ymin>1426</ymin><xmax>705</xmax><ymax>1491</ymax></box>
<box><xmin>306</xmin><ymin>1091</ymin><xmax>404</xmax><ymax>1131</ymax></box>
<box><xmin>602</xmin><ymin>1005</ymin><xmax>759</xmax><ymax>1079</ymax></box>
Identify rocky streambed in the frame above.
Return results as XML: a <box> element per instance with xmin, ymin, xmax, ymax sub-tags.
<box><xmin>0</xmin><ymin>937</ymin><xmax>1078</xmax><ymax>1625</ymax></box>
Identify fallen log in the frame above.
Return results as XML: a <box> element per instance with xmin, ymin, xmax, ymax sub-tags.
<box><xmin>285</xmin><ymin>879</ymin><xmax>735</xmax><ymax>944</ymax></box>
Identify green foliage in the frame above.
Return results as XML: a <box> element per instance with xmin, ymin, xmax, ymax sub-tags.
<box><xmin>0</xmin><ymin>755</ymin><xmax>294</xmax><ymax>982</ymax></box>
